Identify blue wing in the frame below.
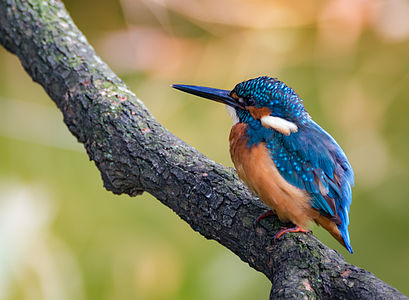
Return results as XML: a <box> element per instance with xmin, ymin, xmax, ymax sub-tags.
<box><xmin>266</xmin><ymin>120</ymin><xmax>354</xmax><ymax>252</ymax></box>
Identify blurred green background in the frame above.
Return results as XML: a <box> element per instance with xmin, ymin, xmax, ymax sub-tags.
<box><xmin>1</xmin><ymin>0</ymin><xmax>409</xmax><ymax>299</ymax></box>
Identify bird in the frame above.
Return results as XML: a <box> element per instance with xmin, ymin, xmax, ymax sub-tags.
<box><xmin>172</xmin><ymin>76</ymin><xmax>354</xmax><ymax>253</ymax></box>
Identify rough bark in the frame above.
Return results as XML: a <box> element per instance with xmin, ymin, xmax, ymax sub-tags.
<box><xmin>0</xmin><ymin>0</ymin><xmax>406</xmax><ymax>299</ymax></box>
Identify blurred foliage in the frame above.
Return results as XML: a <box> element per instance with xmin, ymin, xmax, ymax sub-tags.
<box><xmin>1</xmin><ymin>0</ymin><xmax>409</xmax><ymax>299</ymax></box>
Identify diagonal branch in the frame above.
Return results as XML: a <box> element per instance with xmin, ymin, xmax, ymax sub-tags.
<box><xmin>0</xmin><ymin>0</ymin><xmax>406</xmax><ymax>298</ymax></box>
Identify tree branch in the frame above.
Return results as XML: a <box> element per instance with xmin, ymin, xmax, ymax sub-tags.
<box><xmin>0</xmin><ymin>0</ymin><xmax>406</xmax><ymax>298</ymax></box>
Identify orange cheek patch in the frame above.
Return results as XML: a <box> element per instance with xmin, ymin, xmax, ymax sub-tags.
<box><xmin>230</xmin><ymin>91</ymin><xmax>239</xmax><ymax>100</ymax></box>
<box><xmin>246</xmin><ymin>107</ymin><xmax>271</xmax><ymax>119</ymax></box>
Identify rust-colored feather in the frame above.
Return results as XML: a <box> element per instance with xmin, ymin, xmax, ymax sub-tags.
<box><xmin>246</xmin><ymin>107</ymin><xmax>271</xmax><ymax>119</ymax></box>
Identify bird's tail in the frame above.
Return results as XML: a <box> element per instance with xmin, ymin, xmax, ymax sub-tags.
<box><xmin>336</xmin><ymin>180</ymin><xmax>353</xmax><ymax>254</ymax></box>
<box><xmin>316</xmin><ymin>215</ymin><xmax>353</xmax><ymax>254</ymax></box>
<box><xmin>338</xmin><ymin>223</ymin><xmax>353</xmax><ymax>254</ymax></box>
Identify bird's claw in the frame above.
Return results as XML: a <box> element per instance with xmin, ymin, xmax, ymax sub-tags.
<box><xmin>274</xmin><ymin>226</ymin><xmax>311</xmax><ymax>240</ymax></box>
<box><xmin>253</xmin><ymin>210</ymin><xmax>276</xmax><ymax>228</ymax></box>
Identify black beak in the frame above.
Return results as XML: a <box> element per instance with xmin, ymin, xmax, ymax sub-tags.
<box><xmin>172</xmin><ymin>84</ymin><xmax>243</xmax><ymax>109</ymax></box>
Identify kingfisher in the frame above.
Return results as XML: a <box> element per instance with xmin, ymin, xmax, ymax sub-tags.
<box><xmin>172</xmin><ymin>76</ymin><xmax>354</xmax><ymax>253</ymax></box>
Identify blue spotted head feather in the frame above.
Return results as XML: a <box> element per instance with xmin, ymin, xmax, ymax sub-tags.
<box><xmin>232</xmin><ymin>76</ymin><xmax>309</xmax><ymax>124</ymax></box>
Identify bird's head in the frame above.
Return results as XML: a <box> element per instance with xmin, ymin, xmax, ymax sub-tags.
<box><xmin>173</xmin><ymin>76</ymin><xmax>309</xmax><ymax>136</ymax></box>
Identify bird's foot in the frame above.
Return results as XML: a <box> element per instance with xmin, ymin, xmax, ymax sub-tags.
<box><xmin>253</xmin><ymin>210</ymin><xmax>276</xmax><ymax>228</ymax></box>
<box><xmin>274</xmin><ymin>226</ymin><xmax>311</xmax><ymax>240</ymax></box>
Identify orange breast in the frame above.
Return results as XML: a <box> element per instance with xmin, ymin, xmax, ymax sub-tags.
<box><xmin>229</xmin><ymin>123</ymin><xmax>346</xmax><ymax>247</ymax></box>
<box><xmin>229</xmin><ymin>123</ymin><xmax>315</xmax><ymax>228</ymax></box>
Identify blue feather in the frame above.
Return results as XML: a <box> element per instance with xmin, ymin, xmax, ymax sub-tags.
<box><xmin>242</xmin><ymin>112</ymin><xmax>354</xmax><ymax>253</ymax></box>
<box><xmin>275</xmin><ymin>120</ymin><xmax>354</xmax><ymax>253</ymax></box>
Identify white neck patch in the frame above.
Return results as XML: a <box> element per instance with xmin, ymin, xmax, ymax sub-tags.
<box><xmin>260</xmin><ymin>115</ymin><xmax>298</xmax><ymax>136</ymax></box>
<box><xmin>225</xmin><ymin>105</ymin><xmax>239</xmax><ymax>125</ymax></box>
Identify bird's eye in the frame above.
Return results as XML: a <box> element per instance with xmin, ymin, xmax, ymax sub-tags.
<box><xmin>246</xmin><ymin>97</ymin><xmax>255</xmax><ymax>106</ymax></box>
